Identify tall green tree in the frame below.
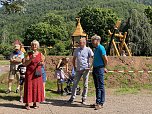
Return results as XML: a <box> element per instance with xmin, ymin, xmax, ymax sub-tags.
<box><xmin>24</xmin><ymin>13</ymin><xmax>69</xmax><ymax>46</ymax></box>
<box><xmin>78</xmin><ymin>7</ymin><xmax>118</xmax><ymax>42</ymax></box>
<box><xmin>128</xmin><ymin>9</ymin><xmax>152</xmax><ymax>56</ymax></box>
<box><xmin>1</xmin><ymin>0</ymin><xmax>27</xmax><ymax>14</ymax></box>
<box><xmin>24</xmin><ymin>13</ymin><xmax>70</xmax><ymax>55</ymax></box>
<box><xmin>145</xmin><ymin>6</ymin><xmax>152</xmax><ymax>24</ymax></box>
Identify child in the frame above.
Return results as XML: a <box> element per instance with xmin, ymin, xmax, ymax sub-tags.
<box><xmin>17</xmin><ymin>62</ymin><xmax>26</xmax><ymax>102</ymax></box>
<box><xmin>55</xmin><ymin>57</ymin><xmax>69</xmax><ymax>94</ymax></box>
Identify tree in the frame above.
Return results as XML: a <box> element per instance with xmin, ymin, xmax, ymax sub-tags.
<box><xmin>128</xmin><ymin>9</ymin><xmax>152</xmax><ymax>56</ymax></box>
<box><xmin>78</xmin><ymin>7</ymin><xmax>118</xmax><ymax>42</ymax></box>
<box><xmin>1</xmin><ymin>0</ymin><xmax>27</xmax><ymax>14</ymax></box>
<box><xmin>24</xmin><ymin>13</ymin><xmax>70</xmax><ymax>55</ymax></box>
<box><xmin>0</xmin><ymin>28</ymin><xmax>9</xmax><ymax>44</ymax></box>
<box><xmin>145</xmin><ymin>6</ymin><xmax>152</xmax><ymax>24</ymax></box>
<box><xmin>49</xmin><ymin>40</ymin><xmax>70</xmax><ymax>55</ymax></box>
<box><xmin>24</xmin><ymin>13</ymin><xmax>69</xmax><ymax>46</ymax></box>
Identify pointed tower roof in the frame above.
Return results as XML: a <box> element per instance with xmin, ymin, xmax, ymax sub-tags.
<box><xmin>12</xmin><ymin>39</ymin><xmax>22</xmax><ymax>45</ymax></box>
<box><xmin>72</xmin><ymin>18</ymin><xmax>87</xmax><ymax>37</ymax></box>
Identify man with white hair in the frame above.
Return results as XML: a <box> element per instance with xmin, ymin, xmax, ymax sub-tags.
<box><xmin>6</xmin><ymin>44</ymin><xmax>24</xmax><ymax>94</ymax></box>
<box><xmin>68</xmin><ymin>38</ymin><xmax>94</xmax><ymax>104</ymax></box>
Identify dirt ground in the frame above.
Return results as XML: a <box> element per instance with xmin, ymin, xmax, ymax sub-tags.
<box><xmin>1</xmin><ymin>92</ymin><xmax>152</xmax><ymax>114</ymax></box>
<box><xmin>46</xmin><ymin>56</ymin><xmax>152</xmax><ymax>87</ymax></box>
<box><xmin>45</xmin><ymin>56</ymin><xmax>152</xmax><ymax>78</ymax></box>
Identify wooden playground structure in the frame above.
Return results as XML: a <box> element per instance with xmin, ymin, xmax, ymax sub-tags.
<box><xmin>107</xmin><ymin>20</ymin><xmax>132</xmax><ymax>56</ymax></box>
<box><xmin>71</xmin><ymin>19</ymin><xmax>132</xmax><ymax>56</ymax></box>
<box><xmin>108</xmin><ymin>30</ymin><xmax>132</xmax><ymax>56</ymax></box>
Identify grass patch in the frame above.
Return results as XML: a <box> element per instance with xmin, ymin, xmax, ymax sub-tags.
<box><xmin>0</xmin><ymin>83</ymin><xmax>20</xmax><ymax>102</ymax></box>
<box><xmin>0</xmin><ymin>60</ymin><xmax>10</xmax><ymax>65</ymax></box>
<box><xmin>145</xmin><ymin>64</ymin><xmax>152</xmax><ymax>70</ymax></box>
<box><xmin>115</xmin><ymin>87</ymin><xmax>140</xmax><ymax>95</ymax></box>
<box><xmin>142</xmin><ymin>84</ymin><xmax>152</xmax><ymax>90</ymax></box>
<box><xmin>45</xmin><ymin>80</ymin><xmax>61</xmax><ymax>98</ymax></box>
<box><xmin>0</xmin><ymin>73</ymin><xmax>96</xmax><ymax>102</ymax></box>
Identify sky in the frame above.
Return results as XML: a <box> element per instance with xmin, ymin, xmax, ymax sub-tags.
<box><xmin>0</xmin><ymin>4</ymin><xmax>2</xmax><ymax>8</ymax></box>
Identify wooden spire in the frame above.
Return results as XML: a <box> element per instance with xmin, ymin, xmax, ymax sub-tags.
<box><xmin>72</xmin><ymin>18</ymin><xmax>87</xmax><ymax>37</ymax></box>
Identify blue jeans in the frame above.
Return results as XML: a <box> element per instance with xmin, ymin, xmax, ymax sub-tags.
<box><xmin>41</xmin><ymin>65</ymin><xmax>46</xmax><ymax>82</ymax></box>
<box><xmin>92</xmin><ymin>67</ymin><xmax>105</xmax><ymax>105</ymax></box>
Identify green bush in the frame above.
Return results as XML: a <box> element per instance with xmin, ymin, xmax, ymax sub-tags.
<box><xmin>0</xmin><ymin>44</ymin><xmax>13</xmax><ymax>58</ymax></box>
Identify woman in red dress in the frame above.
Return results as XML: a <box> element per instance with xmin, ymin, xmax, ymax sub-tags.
<box><xmin>23</xmin><ymin>40</ymin><xmax>44</xmax><ymax>110</ymax></box>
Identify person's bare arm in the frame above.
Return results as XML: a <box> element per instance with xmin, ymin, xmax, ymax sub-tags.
<box><xmin>10</xmin><ymin>54</ymin><xmax>15</xmax><ymax>63</ymax></box>
<box><xmin>24</xmin><ymin>55</ymin><xmax>33</xmax><ymax>66</ymax></box>
<box><xmin>14</xmin><ymin>58</ymin><xmax>22</xmax><ymax>63</ymax></box>
<box><xmin>102</xmin><ymin>55</ymin><xmax>108</xmax><ymax>67</ymax></box>
<box><xmin>102</xmin><ymin>55</ymin><xmax>108</xmax><ymax>73</ymax></box>
<box><xmin>56</xmin><ymin>59</ymin><xmax>62</xmax><ymax>69</ymax></box>
<box><xmin>39</xmin><ymin>53</ymin><xmax>45</xmax><ymax>65</ymax></box>
<box><xmin>65</xmin><ymin>63</ymin><xmax>69</xmax><ymax>73</ymax></box>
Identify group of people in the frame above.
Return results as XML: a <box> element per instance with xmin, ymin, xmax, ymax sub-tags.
<box><xmin>67</xmin><ymin>35</ymin><xmax>108</xmax><ymax>110</ymax></box>
<box><xmin>51</xmin><ymin>34</ymin><xmax>108</xmax><ymax>110</ymax></box>
<box><xmin>5</xmin><ymin>34</ymin><xmax>108</xmax><ymax>110</ymax></box>
<box><xmin>6</xmin><ymin>40</ymin><xmax>46</xmax><ymax>110</ymax></box>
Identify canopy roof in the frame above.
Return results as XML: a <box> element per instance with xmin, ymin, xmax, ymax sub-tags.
<box><xmin>72</xmin><ymin>18</ymin><xmax>87</xmax><ymax>37</ymax></box>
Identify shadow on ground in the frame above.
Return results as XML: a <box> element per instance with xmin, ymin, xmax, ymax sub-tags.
<box><xmin>0</xmin><ymin>103</ymin><xmax>24</xmax><ymax>109</ymax></box>
<box><xmin>0</xmin><ymin>89</ymin><xmax>6</xmax><ymax>93</ymax></box>
<box><xmin>0</xmin><ymin>95</ymin><xmax>20</xmax><ymax>101</ymax></box>
<box><xmin>46</xmin><ymin>89</ymin><xmax>59</xmax><ymax>95</ymax></box>
<box><xmin>43</xmin><ymin>99</ymin><xmax>93</xmax><ymax>108</ymax></box>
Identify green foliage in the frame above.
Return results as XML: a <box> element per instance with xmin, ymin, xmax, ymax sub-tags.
<box><xmin>0</xmin><ymin>44</ymin><xmax>13</xmax><ymax>57</ymax></box>
<box><xmin>145</xmin><ymin>6</ymin><xmax>152</xmax><ymax>24</ymax></box>
<box><xmin>131</xmin><ymin>0</ymin><xmax>152</xmax><ymax>5</ymax></box>
<box><xmin>128</xmin><ymin>9</ymin><xmax>152</xmax><ymax>56</ymax></box>
<box><xmin>78</xmin><ymin>7</ymin><xmax>118</xmax><ymax>42</ymax></box>
<box><xmin>0</xmin><ymin>0</ymin><xmax>152</xmax><ymax>56</ymax></box>
<box><xmin>1</xmin><ymin>0</ymin><xmax>27</xmax><ymax>14</ymax></box>
<box><xmin>24</xmin><ymin>13</ymin><xmax>68</xmax><ymax>45</ymax></box>
<box><xmin>24</xmin><ymin>13</ymin><xmax>70</xmax><ymax>55</ymax></box>
<box><xmin>49</xmin><ymin>40</ymin><xmax>71</xmax><ymax>56</ymax></box>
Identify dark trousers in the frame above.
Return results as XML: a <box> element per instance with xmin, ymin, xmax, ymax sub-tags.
<box><xmin>92</xmin><ymin>67</ymin><xmax>105</xmax><ymax>105</ymax></box>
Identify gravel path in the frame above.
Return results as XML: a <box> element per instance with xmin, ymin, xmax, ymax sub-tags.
<box><xmin>1</xmin><ymin>94</ymin><xmax>152</xmax><ymax>114</ymax></box>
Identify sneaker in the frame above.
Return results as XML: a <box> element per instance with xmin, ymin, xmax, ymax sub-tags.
<box><xmin>81</xmin><ymin>99</ymin><xmax>87</xmax><ymax>105</ymax></box>
<box><xmin>89</xmin><ymin>103</ymin><xmax>97</xmax><ymax>108</ymax></box>
<box><xmin>95</xmin><ymin>104</ymin><xmax>103</xmax><ymax>110</ymax></box>
<box><xmin>67</xmin><ymin>98</ymin><xmax>74</xmax><ymax>104</ymax></box>
<box><xmin>5</xmin><ymin>89</ymin><xmax>11</xmax><ymax>94</ymax></box>
<box><xmin>57</xmin><ymin>89</ymin><xmax>61</xmax><ymax>94</ymax></box>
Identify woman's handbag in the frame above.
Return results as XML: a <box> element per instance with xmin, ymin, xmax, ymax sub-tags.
<box><xmin>34</xmin><ymin>68</ymin><xmax>41</xmax><ymax>77</ymax></box>
<box><xmin>34</xmin><ymin>53</ymin><xmax>43</xmax><ymax>78</ymax></box>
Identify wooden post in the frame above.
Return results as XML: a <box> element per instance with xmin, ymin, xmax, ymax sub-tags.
<box><xmin>112</xmin><ymin>39</ymin><xmax>120</xmax><ymax>56</ymax></box>
<box><xmin>124</xmin><ymin>42</ymin><xmax>132</xmax><ymax>56</ymax></box>
<box><xmin>72</xmin><ymin>36</ymin><xmax>74</xmax><ymax>55</ymax></box>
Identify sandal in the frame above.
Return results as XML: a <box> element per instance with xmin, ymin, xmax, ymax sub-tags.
<box><xmin>33</xmin><ymin>103</ymin><xmax>39</xmax><ymax>109</ymax></box>
<box><xmin>25</xmin><ymin>105</ymin><xmax>30</xmax><ymax>110</ymax></box>
<box><xmin>16</xmin><ymin>89</ymin><xmax>19</xmax><ymax>93</ymax></box>
<box><xmin>5</xmin><ymin>89</ymin><xmax>11</xmax><ymax>94</ymax></box>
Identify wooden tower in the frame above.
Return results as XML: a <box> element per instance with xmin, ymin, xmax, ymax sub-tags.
<box><xmin>71</xmin><ymin>18</ymin><xmax>87</xmax><ymax>53</ymax></box>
